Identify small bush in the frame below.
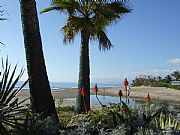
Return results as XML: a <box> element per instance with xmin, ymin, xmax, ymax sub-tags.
<box><xmin>56</xmin><ymin>106</ymin><xmax>75</xmax><ymax>112</ymax></box>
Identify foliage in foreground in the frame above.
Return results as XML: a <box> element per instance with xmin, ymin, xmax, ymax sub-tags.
<box><xmin>0</xmin><ymin>59</ymin><xmax>59</xmax><ymax>135</ymax></box>
<box><xmin>61</xmin><ymin>101</ymin><xmax>180</xmax><ymax>135</ymax></box>
<box><xmin>56</xmin><ymin>105</ymin><xmax>75</xmax><ymax>127</ymax></box>
<box><xmin>0</xmin><ymin>59</ymin><xmax>29</xmax><ymax>134</ymax></box>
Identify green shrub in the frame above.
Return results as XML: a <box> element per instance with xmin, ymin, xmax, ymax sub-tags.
<box><xmin>166</xmin><ymin>85</ymin><xmax>180</xmax><ymax>90</ymax></box>
<box><xmin>65</xmin><ymin>101</ymin><xmax>180</xmax><ymax>134</ymax></box>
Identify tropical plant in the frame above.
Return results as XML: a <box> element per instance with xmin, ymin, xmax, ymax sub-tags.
<box><xmin>164</xmin><ymin>75</ymin><xmax>173</xmax><ymax>84</ymax></box>
<box><xmin>12</xmin><ymin>112</ymin><xmax>61</xmax><ymax>135</ymax></box>
<box><xmin>68</xmin><ymin>107</ymin><xmax>125</xmax><ymax>131</ymax></box>
<box><xmin>19</xmin><ymin>0</ymin><xmax>59</xmax><ymax>125</ymax></box>
<box><xmin>171</xmin><ymin>71</ymin><xmax>180</xmax><ymax>81</ymax></box>
<box><xmin>157</xmin><ymin>76</ymin><xmax>162</xmax><ymax>81</ymax></box>
<box><xmin>41</xmin><ymin>0</ymin><xmax>131</xmax><ymax>113</ymax></box>
<box><xmin>0</xmin><ymin>59</ymin><xmax>28</xmax><ymax>134</ymax></box>
<box><xmin>67</xmin><ymin>101</ymin><xmax>131</xmax><ymax>131</ymax></box>
<box><xmin>157</xmin><ymin>112</ymin><xmax>180</xmax><ymax>130</ymax></box>
<box><xmin>62</xmin><ymin>101</ymin><xmax>180</xmax><ymax>134</ymax></box>
<box><xmin>137</xmin><ymin>101</ymin><xmax>180</xmax><ymax>133</ymax></box>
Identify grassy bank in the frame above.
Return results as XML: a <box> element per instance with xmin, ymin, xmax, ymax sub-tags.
<box><xmin>165</xmin><ymin>85</ymin><xmax>180</xmax><ymax>90</ymax></box>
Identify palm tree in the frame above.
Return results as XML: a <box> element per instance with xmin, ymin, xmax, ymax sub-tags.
<box><xmin>41</xmin><ymin>0</ymin><xmax>131</xmax><ymax>113</ymax></box>
<box><xmin>171</xmin><ymin>71</ymin><xmax>180</xmax><ymax>81</ymax></box>
<box><xmin>164</xmin><ymin>75</ymin><xmax>172</xmax><ymax>84</ymax></box>
<box><xmin>19</xmin><ymin>0</ymin><xmax>59</xmax><ymax>124</ymax></box>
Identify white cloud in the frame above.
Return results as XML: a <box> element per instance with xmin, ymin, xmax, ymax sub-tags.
<box><xmin>167</xmin><ymin>58</ymin><xmax>180</xmax><ymax>65</ymax></box>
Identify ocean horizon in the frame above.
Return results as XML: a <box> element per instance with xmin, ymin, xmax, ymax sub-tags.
<box><xmin>16</xmin><ymin>81</ymin><xmax>123</xmax><ymax>90</ymax></box>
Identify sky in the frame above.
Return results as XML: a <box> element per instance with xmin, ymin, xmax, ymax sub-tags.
<box><xmin>0</xmin><ymin>0</ymin><xmax>180</xmax><ymax>83</ymax></box>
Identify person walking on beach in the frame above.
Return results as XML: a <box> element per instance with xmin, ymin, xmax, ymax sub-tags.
<box><xmin>124</xmin><ymin>78</ymin><xmax>129</xmax><ymax>99</ymax></box>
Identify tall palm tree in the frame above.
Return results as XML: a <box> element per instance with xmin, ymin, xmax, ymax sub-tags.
<box><xmin>41</xmin><ymin>0</ymin><xmax>131</xmax><ymax>113</ymax></box>
<box><xmin>19</xmin><ymin>0</ymin><xmax>59</xmax><ymax>124</ymax></box>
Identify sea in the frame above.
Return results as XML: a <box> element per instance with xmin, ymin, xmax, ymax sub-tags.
<box><xmin>16</xmin><ymin>81</ymin><xmax>123</xmax><ymax>90</ymax></box>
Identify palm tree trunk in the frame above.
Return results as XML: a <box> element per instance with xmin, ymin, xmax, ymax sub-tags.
<box><xmin>20</xmin><ymin>0</ymin><xmax>59</xmax><ymax>125</ymax></box>
<box><xmin>76</xmin><ymin>30</ymin><xmax>90</xmax><ymax>113</ymax></box>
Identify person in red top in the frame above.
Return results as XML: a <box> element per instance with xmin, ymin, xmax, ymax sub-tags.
<box><xmin>124</xmin><ymin>78</ymin><xmax>129</xmax><ymax>98</ymax></box>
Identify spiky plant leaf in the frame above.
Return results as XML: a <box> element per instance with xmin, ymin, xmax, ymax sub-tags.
<box><xmin>0</xmin><ymin>58</ymin><xmax>29</xmax><ymax>133</ymax></box>
<box><xmin>121</xmin><ymin>101</ymin><xmax>131</xmax><ymax>116</ymax></box>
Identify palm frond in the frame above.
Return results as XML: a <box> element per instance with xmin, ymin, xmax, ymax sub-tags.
<box><xmin>62</xmin><ymin>20</ymin><xmax>78</xmax><ymax>44</ymax></box>
<box><xmin>62</xmin><ymin>16</ymin><xmax>92</xmax><ymax>44</ymax></box>
<box><xmin>62</xmin><ymin>24</ymin><xmax>76</xmax><ymax>44</ymax></box>
<box><xmin>40</xmin><ymin>7</ymin><xmax>62</xmax><ymax>14</ymax></box>
<box><xmin>0</xmin><ymin>6</ymin><xmax>7</xmax><ymax>21</ymax></box>
<box><xmin>107</xmin><ymin>1</ymin><xmax>131</xmax><ymax>16</ymax></box>
<box><xmin>96</xmin><ymin>29</ymin><xmax>113</xmax><ymax>51</ymax></box>
<box><xmin>0</xmin><ymin>18</ymin><xmax>7</xmax><ymax>21</ymax></box>
<box><xmin>40</xmin><ymin>0</ymin><xmax>80</xmax><ymax>16</ymax></box>
<box><xmin>0</xmin><ymin>41</ymin><xmax>5</xmax><ymax>46</ymax></box>
<box><xmin>92</xmin><ymin>1</ymin><xmax>131</xmax><ymax>26</ymax></box>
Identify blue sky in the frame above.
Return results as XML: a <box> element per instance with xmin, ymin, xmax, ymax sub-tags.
<box><xmin>0</xmin><ymin>0</ymin><xmax>180</xmax><ymax>83</ymax></box>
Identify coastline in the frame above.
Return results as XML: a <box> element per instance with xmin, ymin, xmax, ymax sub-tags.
<box><xmin>17</xmin><ymin>86</ymin><xmax>180</xmax><ymax>107</ymax></box>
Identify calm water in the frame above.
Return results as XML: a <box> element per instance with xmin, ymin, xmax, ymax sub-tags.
<box><xmin>17</xmin><ymin>81</ymin><xmax>122</xmax><ymax>90</ymax></box>
<box><xmin>65</xmin><ymin>96</ymin><xmax>180</xmax><ymax>110</ymax></box>
<box><xmin>65</xmin><ymin>95</ymin><xmax>137</xmax><ymax>108</ymax></box>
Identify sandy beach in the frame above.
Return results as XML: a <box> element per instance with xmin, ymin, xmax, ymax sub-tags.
<box><xmin>17</xmin><ymin>86</ymin><xmax>180</xmax><ymax>107</ymax></box>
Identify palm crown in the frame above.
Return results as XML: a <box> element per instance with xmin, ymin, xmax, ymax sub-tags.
<box><xmin>41</xmin><ymin>0</ymin><xmax>131</xmax><ymax>51</ymax></box>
